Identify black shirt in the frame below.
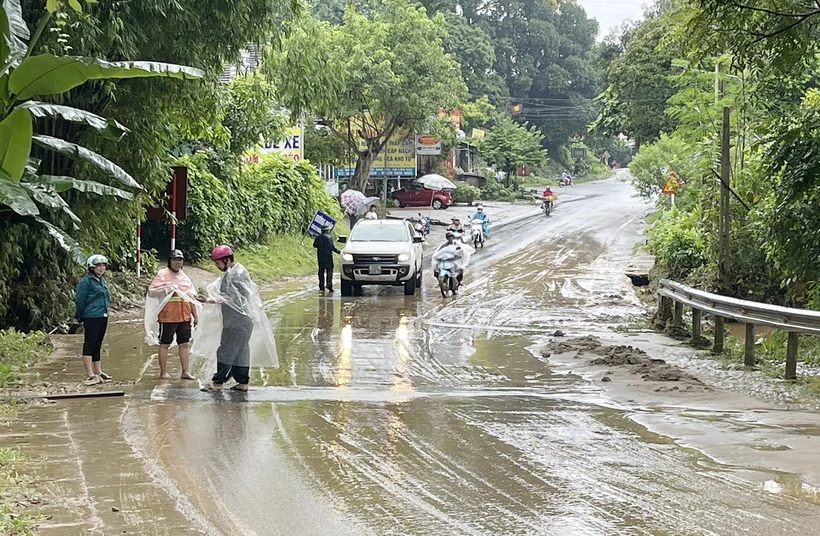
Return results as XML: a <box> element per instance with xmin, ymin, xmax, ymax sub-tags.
<box><xmin>313</xmin><ymin>233</ymin><xmax>340</xmax><ymax>264</ymax></box>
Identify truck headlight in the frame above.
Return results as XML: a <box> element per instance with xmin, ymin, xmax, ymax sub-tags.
<box><xmin>343</xmin><ymin>253</ymin><xmax>354</xmax><ymax>262</ymax></box>
<box><xmin>398</xmin><ymin>253</ymin><xmax>410</xmax><ymax>262</ymax></box>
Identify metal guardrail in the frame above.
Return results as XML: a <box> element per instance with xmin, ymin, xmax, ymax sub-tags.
<box><xmin>657</xmin><ymin>279</ymin><xmax>820</xmax><ymax>380</ymax></box>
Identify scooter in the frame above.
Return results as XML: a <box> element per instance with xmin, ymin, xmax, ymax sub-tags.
<box><xmin>470</xmin><ymin>219</ymin><xmax>486</xmax><ymax>249</ymax></box>
<box><xmin>558</xmin><ymin>176</ymin><xmax>573</xmax><ymax>187</ymax></box>
<box><xmin>437</xmin><ymin>259</ymin><xmax>459</xmax><ymax>297</ymax></box>
<box><xmin>413</xmin><ymin>213</ymin><xmax>431</xmax><ymax>237</ymax></box>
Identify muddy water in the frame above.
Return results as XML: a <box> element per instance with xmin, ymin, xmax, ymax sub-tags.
<box><xmin>9</xmin><ymin>174</ymin><xmax>820</xmax><ymax>534</ymax></box>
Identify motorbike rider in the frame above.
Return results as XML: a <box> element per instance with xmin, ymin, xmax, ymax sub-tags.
<box><xmin>561</xmin><ymin>170</ymin><xmax>573</xmax><ymax>186</ymax></box>
<box><xmin>470</xmin><ymin>204</ymin><xmax>490</xmax><ymax>238</ymax></box>
<box><xmin>447</xmin><ymin>217</ymin><xmax>465</xmax><ymax>234</ymax></box>
<box><xmin>434</xmin><ymin>231</ymin><xmax>464</xmax><ymax>287</ymax></box>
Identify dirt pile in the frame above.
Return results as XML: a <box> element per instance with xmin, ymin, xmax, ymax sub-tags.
<box><xmin>543</xmin><ymin>336</ymin><xmax>705</xmax><ymax>386</ymax></box>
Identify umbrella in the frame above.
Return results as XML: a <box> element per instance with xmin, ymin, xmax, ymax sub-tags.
<box><xmin>417</xmin><ymin>173</ymin><xmax>457</xmax><ymax>191</ymax></box>
<box><xmin>340</xmin><ymin>188</ymin><xmax>366</xmax><ymax>215</ymax></box>
<box><xmin>355</xmin><ymin>196</ymin><xmax>380</xmax><ymax>216</ymax></box>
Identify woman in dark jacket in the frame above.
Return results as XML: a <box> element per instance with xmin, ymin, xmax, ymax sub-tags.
<box><xmin>75</xmin><ymin>255</ymin><xmax>112</xmax><ymax>385</ymax></box>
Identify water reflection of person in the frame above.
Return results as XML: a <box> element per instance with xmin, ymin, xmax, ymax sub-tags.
<box><xmin>313</xmin><ymin>298</ymin><xmax>336</xmax><ymax>386</ymax></box>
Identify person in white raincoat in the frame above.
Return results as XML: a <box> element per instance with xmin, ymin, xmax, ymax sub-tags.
<box><xmin>194</xmin><ymin>245</ymin><xmax>278</xmax><ymax>391</ymax></box>
<box><xmin>145</xmin><ymin>249</ymin><xmax>200</xmax><ymax>380</ymax></box>
<box><xmin>432</xmin><ymin>231</ymin><xmax>474</xmax><ymax>290</ymax></box>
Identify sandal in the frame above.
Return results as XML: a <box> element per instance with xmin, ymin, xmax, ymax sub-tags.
<box><xmin>98</xmin><ymin>372</ymin><xmax>112</xmax><ymax>382</ymax></box>
<box><xmin>83</xmin><ymin>376</ymin><xmax>101</xmax><ymax>386</ymax></box>
<box><xmin>229</xmin><ymin>385</ymin><xmax>249</xmax><ymax>391</ymax></box>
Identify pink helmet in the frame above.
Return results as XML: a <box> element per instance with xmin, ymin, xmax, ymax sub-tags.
<box><xmin>211</xmin><ymin>245</ymin><xmax>233</xmax><ymax>260</ymax></box>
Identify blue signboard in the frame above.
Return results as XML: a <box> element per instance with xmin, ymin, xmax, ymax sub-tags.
<box><xmin>335</xmin><ymin>167</ymin><xmax>416</xmax><ymax>178</ymax></box>
<box><xmin>307</xmin><ymin>210</ymin><xmax>337</xmax><ymax>237</ymax></box>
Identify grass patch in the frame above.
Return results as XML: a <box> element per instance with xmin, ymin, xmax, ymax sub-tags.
<box><xmin>197</xmin><ymin>226</ymin><xmax>351</xmax><ymax>283</ymax></box>
<box><xmin>711</xmin><ymin>331</ymin><xmax>820</xmax><ymax>397</ymax></box>
<box><xmin>0</xmin><ymin>330</ymin><xmax>51</xmax><ymax>388</ymax></box>
<box><xmin>0</xmin><ymin>448</ymin><xmax>41</xmax><ymax>535</ymax></box>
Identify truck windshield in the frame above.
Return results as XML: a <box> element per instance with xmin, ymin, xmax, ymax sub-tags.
<box><xmin>350</xmin><ymin>224</ymin><xmax>409</xmax><ymax>242</ymax></box>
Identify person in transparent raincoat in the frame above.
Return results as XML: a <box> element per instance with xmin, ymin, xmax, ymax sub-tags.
<box><xmin>194</xmin><ymin>245</ymin><xmax>278</xmax><ymax>391</ymax></box>
<box><xmin>432</xmin><ymin>232</ymin><xmax>474</xmax><ymax>289</ymax></box>
<box><xmin>144</xmin><ymin>249</ymin><xmax>199</xmax><ymax>380</ymax></box>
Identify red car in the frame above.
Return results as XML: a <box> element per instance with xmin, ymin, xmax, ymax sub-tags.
<box><xmin>391</xmin><ymin>183</ymin><xmax>453</xmax><ymax>209</ymax></box>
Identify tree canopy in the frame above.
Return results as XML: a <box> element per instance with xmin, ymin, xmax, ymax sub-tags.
<box><xmin>266</xmin><ymin>0</ymin><xmax>466</xmax><ymax>190</ymax></box>
<box><xmin>479</xmin><ymin>116</ymin><xmax>548</xmax><ymax>184</ymax></box>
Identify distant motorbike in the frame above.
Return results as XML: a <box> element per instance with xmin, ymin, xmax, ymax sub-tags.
<box><xmin>542</xmin><ymin>197</ymin><xmax>554</xmax><ymax>216</ymax></box>
<box><xmin>558</xmin><ymin>176</ymin><xmax>573</xmax><ymax>187</ymax></box>
<box><xmin>470</xmin><ymin>219</ymin><xmax>486</xmax><ymax>249</ymax></box>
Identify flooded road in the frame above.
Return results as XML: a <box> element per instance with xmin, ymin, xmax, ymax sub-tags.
<box><xmin>11</xmin><ymin>174</ymin><xmax>820</xmax><ymax>535</ymax></box>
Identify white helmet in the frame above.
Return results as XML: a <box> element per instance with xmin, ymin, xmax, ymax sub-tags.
<box><xmin>477</xmin><ymin>204</ymin><xmax>484</xmax><ymax>211</ymax></box>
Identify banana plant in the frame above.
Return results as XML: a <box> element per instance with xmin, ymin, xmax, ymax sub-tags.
<box><xmin>0</xmin><ymin>0</ymin><xmax>204</xmax><ymax>263</ymax></box>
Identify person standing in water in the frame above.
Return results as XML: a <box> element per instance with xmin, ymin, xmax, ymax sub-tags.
<box><xmin>75</xmin><ymin>255</ymin><xmax>112</xmax><ymax>386</ymax></box>
<box><xmin>198</xmin><ymin>245</ymin><xmax>254</xmax><ymax>391</ymax></box>
<box><xmin>313</xmin><ymin>224</ymin><xmax>340</xmax><ymax>293</ymax></box>
<box><xmin>148</xmin><ymin>249</ymin><xmax>199</xmax><ymax>380</ymax></box>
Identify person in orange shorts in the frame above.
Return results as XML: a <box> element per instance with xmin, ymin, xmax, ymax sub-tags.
<box><xmin>148</xmin><ymin>250</ymin><xmax>199</xmax><ymax>380</ymax></box>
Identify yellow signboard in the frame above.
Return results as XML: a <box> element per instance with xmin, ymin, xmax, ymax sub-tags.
<box><xmin>337</xmin><ymin>130</ymin><xmax>416</xmax><ymax>178</ymax></box>
<box><xmin>260</xmin><ymin>126</ymin><xmax>304</xmax><ymax>162</ymax></box>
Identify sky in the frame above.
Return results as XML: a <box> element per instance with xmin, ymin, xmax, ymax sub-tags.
<box><xmin>576</xmin><ymin>0</ymin><xmax>648</xmax><ymax>39</ymax></box>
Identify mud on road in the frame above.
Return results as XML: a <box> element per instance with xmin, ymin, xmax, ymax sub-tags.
<box><xmin>6</xmin><ymin>172</ymin><xmax>820</xmax><ymax>535</ymax></box>
<box><xmin>543</xmin><ymin>335</ymin><xmax>709</xmax><ymax>386</ymax></box>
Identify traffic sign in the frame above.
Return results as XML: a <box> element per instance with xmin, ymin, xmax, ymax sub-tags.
<box><xmin>662</xmin><ymin>172</ymin><xmax>681</xmax><ymax>195</ymax></box>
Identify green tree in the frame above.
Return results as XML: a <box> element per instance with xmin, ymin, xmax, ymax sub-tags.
<box><xmin>0</xmin><ymin>0</ymin><xmax>202</xmax><ymax>261</ymax></box>
<box><xmin>304</xmin><ymin>124</ymin><xmax>349</xmax><ymax>167</ymax></box>
<box><xmin>222</xmin><ymin>74</ymin><xmax>288</xmax><ymax>156</ymax></box>
<box><xmin>266</xmin><ymin>0</ymin><xmax>466</xmax><ymax>191</ymax></box>
<box><xmin>479</xmin><ymin>115</ymin><xmax>548</xmax><ymax>185</ymax></box>
<box><xmin>592</xmin><ymin>13</ymin><xmax>679</xmax><ymax>148</ymax></box>
<box><xmin>442</xmin><ymin>13</ymin><xmax>506</xmax><ymax>99</ymax></box>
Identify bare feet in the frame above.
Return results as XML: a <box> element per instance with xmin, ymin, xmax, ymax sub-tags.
<box><xmin>159</xmin><ymin>373</ymin><xmax>172</xmax><ymax>380</ymax></box>
<box><xmin>181</xmin><ymin>373</ymin><xmax>197</xmax><ymax>381</ymax></box>
<box><xmin>230</xmin><ymin>384</ymin><xmax>249</xmax><ymax>391</ymax></box>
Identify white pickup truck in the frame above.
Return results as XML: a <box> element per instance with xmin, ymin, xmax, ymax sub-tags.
<box><xmin>338</xmin><ymin>219</ymin><xmax>425</xmax><ymax>296</ymax></box>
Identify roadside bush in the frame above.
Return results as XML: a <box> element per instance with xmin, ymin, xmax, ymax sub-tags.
<box><xmin>452</xmin><ymin>182</ymin><xmax>481</xmax><ymax>204</ymax></box>
<box><xmin>0</xmin><ymin>329</ymin><xmax>51</xmax><ymax>387</ymax></box>
<box><xmin>629</xmin><ymin>134</ymin><xmax>710</xmax><ymax>200</ymax></box>
<box><xmin>481</xmin><ymin>180</ymin><xmax>515</xmax><ymax>201</ymax></box>
<box><xmin>175</xmin><ymin>152</ymin><xmax>343</xmax><ymax>260</ymax></box>
<box><xmin>647</xmin><ymin>208</ymin><xmax>708</xmax><ymax>281</ymax></box>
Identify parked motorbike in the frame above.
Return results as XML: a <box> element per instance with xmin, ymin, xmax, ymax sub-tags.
<box><xmin>470</xmin><ymin>219</ymin><xmax>486</xmax><ymax>249</ymax></box>
<box><xmin>413</xmin><ymin>213</ymin><xmax>431</xmax><ymax>237</ymax></box>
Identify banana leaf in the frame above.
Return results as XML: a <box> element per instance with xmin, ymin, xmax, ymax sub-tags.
<box><xmin>10</xmin><ymin>55</ymin><xmax>205</xmax><ymax>101</ymax></box>
<box><xmin>25</xmin><ymin>174</ymin><xmax>133</xmax><ymax>200</ymax></box>
<box><xmin>0</xmin><ymin>0</ymin><xmax>28</xmax><ymax>72</ymax></box>
<box><xmin>32</xmin><ymin>135</ymin><xmax>141</xmax><ymax>190</ymax></box>
<box><xmin>34</xmin><ymin>215</ymin><xmax>86</xmax><ymax>264</ymax></box>
<box><xmin>21</xmin><ymin>181</ymin><xmax>80</xmax><ymax>224</ymax></box>
<box><xmin>0</xmin><ymin>175</ymin><xmax>38</xmax><ymax>216</ymax></box>
<box><xmin>0</xmin><ymin>107</ymin><xmax>32</xmax><ymax>181</ymax></box>
<box><xmin>20</xmin><ymin>101</ymin><xmax>129</xmax><ymax>141</ymax></box>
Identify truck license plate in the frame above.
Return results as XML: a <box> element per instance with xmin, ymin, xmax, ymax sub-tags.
<box><xmin>368</xmin><ymin>265</ymin><xmax>382</xmax><ymax>275</ymax></box>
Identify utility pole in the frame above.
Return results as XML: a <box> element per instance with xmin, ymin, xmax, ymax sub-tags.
<box><xmin>714</xmin><ymin>62</ymin><xmax>730</xmax><ymax>353</ymax></box>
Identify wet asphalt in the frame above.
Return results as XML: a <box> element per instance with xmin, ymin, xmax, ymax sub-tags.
<box><xmin>9</xmin><ymin>172</ymin><xmax>820</xmax><ymax>535</ymax></box>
